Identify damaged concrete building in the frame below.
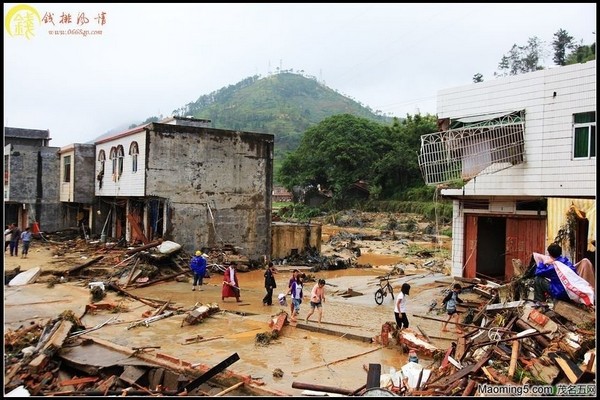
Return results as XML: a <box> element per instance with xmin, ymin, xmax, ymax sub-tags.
<box><xmin>418</xmin><ymin>60</ymin><xmax>596</xmax><ymax>282</ymax></box>
<box><xmin>90</xmin><ymin>117</ymin><xmax>275</xmax><ymax>261</ymax></box>
<box><xmin>6</xmin><ymin>116</ymin><xmax>320</xmax><ymax>262</ymax></box>
<box><xmin>4</xmin><ymin>127</ymin><xmax>62</xmax><ymax>232</ymax></box>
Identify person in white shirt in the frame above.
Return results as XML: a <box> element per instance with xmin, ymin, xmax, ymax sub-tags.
<box><xmin>394</xmin><ymin>283</ymin><xmax>411</xmax><ymax>330</ymax></box>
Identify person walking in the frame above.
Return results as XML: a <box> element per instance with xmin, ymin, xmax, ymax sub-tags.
<box><xmin>4</xmin><ymin>225</ymin><xmax>12</xmax><ymax>253</ymax></box>
<box><xmin>190</xmin><ymin>250</ymin><xmax>208</xmax><ymax>291</ymax></box>
<box><xmin>287</xmin><ymin>269</ymin><xmax>299</xmax><ymax>315</ymax></box>
<box><xmin>20</xmin><ymin>226</ymin><xmax>33</xmax><ymax>259</ymax></box>
<box><xmin>394</xmin><ymin>283</ymin><xmax>411</xmax><ymax>330</ymax></box>
<box><xmin>262</xmin><ymin>261</ymin><xmax>277</xmax><ymax>306</ymax></box>
<box><xmin>288</xmin><ymin>273</ymin><xmax>304</xmax><ymax>321</ymax></box>
<box><xmin>222</xmin><ymin>262</ymin><xmax>241</xmax><ymax>302</ymax></box>
<box><xmin>9</xmin><ymin>223</ymin><xmax>21</xmax><ymax>257</ymax></box>
<box><xmin>305</xmin><ymin>279</ymin><xmax>326</xmax><ymax>323</ymax></box>
<box><xmin>442</xmin><ymin>284</ymin><xmax>464</xmax><ymax>333</ymax></box>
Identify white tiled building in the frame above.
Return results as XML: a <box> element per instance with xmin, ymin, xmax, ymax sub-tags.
<box><xmin>419</xmin><ymin>61</ymin><xmax>596</xmax><ymax>281</ymax></box>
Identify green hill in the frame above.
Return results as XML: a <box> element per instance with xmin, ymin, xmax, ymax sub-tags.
<box><xmin>170</xmin><ymin>73</ymin><xmax>393</xmax><ymax>155</ymax></box>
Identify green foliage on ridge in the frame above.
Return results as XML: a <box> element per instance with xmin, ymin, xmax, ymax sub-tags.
<box><xmin>171</xmin><ymin>73</ymin><xmax>392</xmax><ymax>156</ymax></box>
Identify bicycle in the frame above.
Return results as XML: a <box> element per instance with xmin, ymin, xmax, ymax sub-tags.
<box><xmin>374</xmin><ymin>274</ymin><xmax>395</xmax><ymax>305</ymax></box>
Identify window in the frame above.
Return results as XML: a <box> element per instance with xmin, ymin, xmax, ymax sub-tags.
<box><xmin>63</xmin><ymin>155</ymin><xmax>71</xmax><ymax>183</ymax></box>
<box><xmin>109</xmin><ymin>147</ymin><xmax>117</xmax><ymax>179</ymax></box>
<box><xmin>116</xmin><ymin>145</ymin><xmax>124</xmax><ymax>178</ymax></box>
<box><xmin>97</xmin><ymin>150</ymin><xmax>106</xmax><ymax>188</ymax></box>
<box><xmin>573</xmin><ymin>111</ymin><xmax>596</xmax><ymax>159</ymax></box>
<box><xmin>98</xmin><ymin>150</ymin><xmax>106</xmax><ymax>174</ymax></box>
<box><xmin>129</xmin><ymin>142</ymin><xmax>139</xmax><ymax>173</ymax></box>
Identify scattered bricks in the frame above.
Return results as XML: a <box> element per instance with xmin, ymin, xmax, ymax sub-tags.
<box><xmin>156</xmin><ymin>352</ymin><xmax>181</xmax><ymax>365</ymax></box>
<box><xmin>181</xmin><ymin>361</ymin><xmax>192</xmax><ymax>368</ymax></box>
<box><xmin>528</xmin><ymin>309</ymin><xmax>549</xmax><ymax>326</ymax></box>
<box><xmin>85</xmin><ymin>302</ymin><xmax>118</xmax><ymax>315</ymax></box>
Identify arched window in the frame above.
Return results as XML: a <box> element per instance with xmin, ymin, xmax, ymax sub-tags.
<box><xmin>97</xmin><ymin>150</ymin><xmax>106</xmax><ymax>188</ymax></box>
<box><xmin>116</xmin><ymin>145</ymin><xmax>125</xmax><ymax>179</ymax></box>
<box><xmin>109</xmin><ymin>147</ymin><xmax>117</xmax><ymax>178</ymax></box>
<box><xmin>129</xmin><ymin>142</ymin><xmax>139</xmax><ymax>173</ymax></box>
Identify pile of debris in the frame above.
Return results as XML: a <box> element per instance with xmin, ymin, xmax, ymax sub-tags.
<box><xmin>369</xmin><ymin>274</ymin><xmax>596</xmax><ymax>396</ymax></box>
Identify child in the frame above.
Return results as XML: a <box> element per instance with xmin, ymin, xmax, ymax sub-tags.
<box><xmin>441</xmin><ymin>283</ymin><xmax>464</xmax><ymax>333</ymax></box>
<box><xmin>306</xmin><ymin>279</ymin><xmax>326</xmax><ymax>323</ymax></box>
<box><xmin>394</xmin><ymin>283</ymin><xmax>411</xmax><ymax>330</ymax></box>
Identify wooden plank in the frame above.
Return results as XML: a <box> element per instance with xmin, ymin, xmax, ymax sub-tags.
<box><xmin>292</xmin><ymin>347</ymin><xmax>382</xmax><ymax>375</ymax></box>
<box><xmin>508</xmin><ymin>340</ymin><xmax>520</xmax><ymax>378</ymax></box>
<box><xmin>59</xmin><ymin>376</ymin><xmax>99</xmax><ymax>386</ymax></box>
<box><xmin>454</xmin><ymin>337</ymin><xmax>467</xmax><ymax>361</ymax></box>
<box><xmin>66</xmin><ymin>256</ymin><xmax>104</xmax><ymax>275</ymax></box>
<box><xmin>123</xmin><ymin>257</ymin><xmax>141</xmax><ymax>288</ymax></box>
<box><xmin>549</xmin><ymin>352</ymin><xmax>584</xmax><ymax>384</ymax></box>
<box><xmin>553</xmin><ymin>300</ymin><xmax>595</xmax><ymax>326</ymax></box>
<box><xmin>427</xmin><ymin>348</ymin><xmax>491</xmax><ymax>389</ymax></box>
<box><xmin>366</xmin><ymin>363</ymin><xmax>381</xmax><ymax>389</ymax></box>
<box><xmin>294</xmin><ymin>321</ymin><xmax>373</xmax><ymax>343</ymax></box>
<box><xmin>183</xmin><ymin>353</ymin><xmax>240</xmax><ymax>393</ymax></box>
<box><xmin>214</xmin><ymin>381</ymin><xmax>244</xmax><ymax>396</ymax></box>
<box><xmin>119</xmin><ymin>365</ymin><xmax>147</xmax><ymax>385</ymax></box>
<box><xmin>440</xmin><ymin>343</ymin><xmax>455</xmax><ymax>369</ymax></box>
<box><xmin>126</xmin><ymin>213</ymin><xmax>149</xmax><ymax>244</ymax></box>
<box><xmin>462</xmin><ymin>379</ymin><xmax>476</xmax><ymax>396</ymax></box>
<box><xmin>485</xmin><ymin>300</ymin><xmax>524</xmax><ymax>311</ymax></box>
<box><xmin>291</xmin><ymin>382</ymin><xmax>356</xmax><ymax>396</ymax></box>
<box><xmin>417</xmin><ymin>325</ymin><xmax>432</xmax><ymax>343</ymax></box>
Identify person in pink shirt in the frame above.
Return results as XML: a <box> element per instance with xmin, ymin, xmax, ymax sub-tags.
<box><xmin>305</xmin><ymin>279</ymin><xmax>326</xmax><ymax>324</ymax></box>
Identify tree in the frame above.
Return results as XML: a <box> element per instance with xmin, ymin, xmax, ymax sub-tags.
<box><xmin>371</xmin><ymin>114</ymin><xmax>438</xmax><ymax>199</ymax></box>
<box><xmin>565</xmin><ymin>42</ymin><xmax>596</xmax><ymax>64</ymax></box>
<box><xmin>552</xmin><ymin>28</ymin><xmax>575</xmax><ymax>66</ymax></box>
<box><xmin>277</xmin><ymin>114</ymin><xmax>389</xmax><ymax>204</ymax></box>
<box><xmin>495</xmin><ymin>36</ymin><xmax>546</xmax><ymax>77</ymax></box>
<box><xmin>472</xmin><ymin>73</ymin><xmax>483</xmax><ymax>83</ymax></box>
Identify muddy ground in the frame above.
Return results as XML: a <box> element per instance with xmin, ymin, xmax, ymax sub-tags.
<box><xmin>5</xmin><ymin>212</ymin><xmax>471</xmax><ymax>396</ymax></box>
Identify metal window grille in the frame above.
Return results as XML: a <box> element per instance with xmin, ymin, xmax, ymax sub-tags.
<box><xmin>418</xmin><ymin>111</ymin><xmax>525</xmax><ymax>185</ymax></box>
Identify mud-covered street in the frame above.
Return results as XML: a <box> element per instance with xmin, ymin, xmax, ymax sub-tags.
<box><xmin>5</xmin><ymin>215</ymin><xmax>462</xmax><ymax>396</ymax></box>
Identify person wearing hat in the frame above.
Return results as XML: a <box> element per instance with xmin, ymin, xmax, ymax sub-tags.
<box><xmin>190</xmin><ymin>250</ymin><xmax>208</xmax><ymax>291</ymax></box>
<box><xmin>305</xmin><ymin>279</ymin><xmax>326</xmax><ymax>324</ymax></box>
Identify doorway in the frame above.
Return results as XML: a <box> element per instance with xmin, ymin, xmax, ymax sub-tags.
<box><xmin>476</xmin><ymin>217</ymin><xmax>506</xmax><ymax>282</ymax></box>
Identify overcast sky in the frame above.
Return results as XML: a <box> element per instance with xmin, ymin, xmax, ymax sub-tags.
<box><xmin>4</xmin><ymin>3</ymin><xmax>597</xmax><ymax>148</ymax></box>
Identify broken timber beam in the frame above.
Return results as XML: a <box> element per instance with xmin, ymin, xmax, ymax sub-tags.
<box><xmin>412</xmin><ymin>314</ymin><xmax>512</xmax><ymax>332</ymax></box>
<box><xmin>134</xmin><ymin>271</ymin><xmax>188</xmax><ymax>288</ymax></box>
<box><xmin>366</xmin><ymin>363</ymin><xmax>381</xmax><ymax>389</ymax></box>
<box><xmin>417</xmin><ymin>325</ymin><xmax>432</xmax><ymax>343</ymax></box>
<box><xmin>291</xmin><ymin>382</ymin><xmax>358</xmax><ymax>396</ymax></box>
<box><xmin>549</xmin><ymin>352</ymin><xmax>584</xmax><ymax>384</ymax></box>
<box><xmin>214</xmin><ymin>381</ymin><xmax>244</xmax><ymax>396</ymax></box>
<box><xmin>184</xmin><ymin>353</ymin><xmax>240</xmax><ymax>393</ymax></box>
<box><xmin>66</xmin><ymin>256</ymin><xmax>104</xmax><ymax>275</ymax></box>
<box><xmin>471</xmin><ymin>330</ymin><xmax>551</xmax><ymax>348</ymax></box>
<box><xmin>427</xmin><ymin>348</ymin><xmax>492</xmax><ymax>389</ymax></box>
<box><xmin>125</xmin><ymin>239</ymin><xmax>163</xmax><ymax>255</ymax></box>
<box><xmin>553</xmin><ymin>300</ymin><xmax>595</xmax><ymax>326</ymax></box>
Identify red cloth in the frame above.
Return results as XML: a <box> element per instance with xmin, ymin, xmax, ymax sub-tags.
<box><xmin>222</xmin><ymin>266</ymin><xmax>240</xmax><ymax>299</ymax></box>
